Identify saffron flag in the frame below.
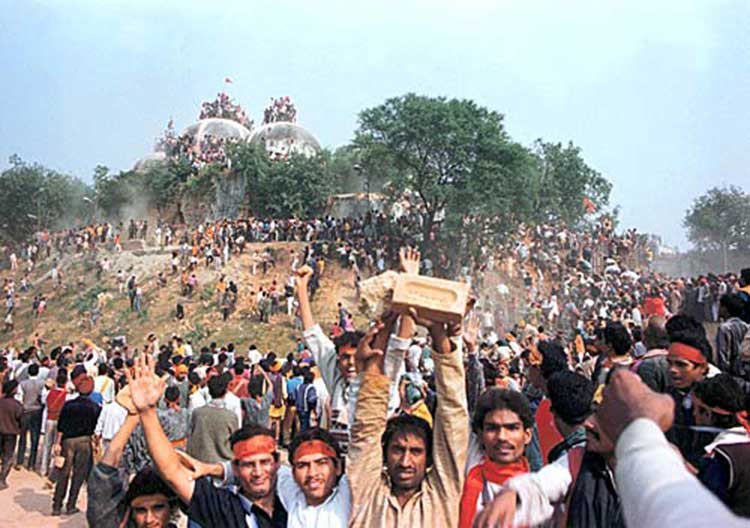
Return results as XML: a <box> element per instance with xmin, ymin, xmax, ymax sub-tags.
<box><xmin>224</xmin><ymin>77</ymin><xmax>233</xmax><ymax>84</ymax></box>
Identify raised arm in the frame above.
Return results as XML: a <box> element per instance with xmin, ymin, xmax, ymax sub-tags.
<box><xmin>410</xmin><ymin>308</ymin><xmax>469</xmax><ymax>511</ymax></box>
<box><xmin>348</xmin><ymin>322</ymin><xmax>390</xmax><ymax>515</ymax></box>
<box><xmin>86</xmin><ymin>413</ymin><xmax>140</xmax><ymax>527</ymax></box>
<box><xmin>295</xmin><ymin>265</ymin><xmax>315</xmax><ymax>331</ymax></box>
<box><xmin>126</xmin><ymin>355</ymin><xmax>196</xmax><ymax>504</ymax></box>
<box><xmin>100</xmin><ymin>413</ymin><xmax>139</xmax><ymax>468</ymax></box>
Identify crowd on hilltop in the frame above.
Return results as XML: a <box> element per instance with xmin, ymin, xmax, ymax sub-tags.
<box><xmin>199</xmin><ymin>92</ymin><xmax>254</xmax><ymax>129</ymax></box>
<box><xmin>0</xmin><ymin>228</ymin><xmax>749</xmax><ymax>527</ymax></box>
<box><xmin>263</xmin><ymin>96</ymin><xmax>298</xmax><ymax>125</ymax></box>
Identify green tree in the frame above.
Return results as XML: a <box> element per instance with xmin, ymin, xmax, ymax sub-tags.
<box><xmin>684</xmin><ymin>185</ymin><xmax>750</xmax><ymax>269</ymax></box>
<box><xmin>230</xmin><ymin>143</ymin><xmax>334</xmax><ymax>218</ymax></box>
<box><xmin>0</xmin><ymin>155</ymin><xmax>92</xmax><ymax>244</ymax></box>
<box><xmin>354</xmin><ymin>93</ymin><xmax>537</xmax><ymax>259</ymax></box>
<box><xmin>530</xmin><ymin>140</ymin><xmax>612</xmax><ymax>225</ymax></box>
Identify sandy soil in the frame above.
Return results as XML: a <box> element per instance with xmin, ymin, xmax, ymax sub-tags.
<box><xmin>0</xmin><ymin>466</ymin><xmax>86</xmax><ymax>528</ymax></box>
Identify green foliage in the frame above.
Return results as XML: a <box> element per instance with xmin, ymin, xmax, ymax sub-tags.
<box><xmin>229</xmin><ymin>143</ymin><xmax>334</xmax><ymax>218</ymax></box>
<box><xmin>74</xmin><ymin>285</ymin><xmax>104</xmax><ymax>314</ymax></box>
<box><xmin>355</xmin><ymin>94</ymin><xmax>538</xmax><ymax>254</ymax></box>
<box><xmin>684</xmin><ymin>185</ymin><xmax>750</xmax><ymax>252</ymax></box>
<box><xmin>530</xmin><ymin>140</ymin><xmax>611</xmax><ymax>226</ymax></box>
<box><xmin>0</xmin><ymin>155</ymin><xmax>93</xmax><ymax>244</ymax></box>
<box><xmin>200</xmin><ymin>285</ymin><xmax>216</xmax><ymax>301</ymax></box>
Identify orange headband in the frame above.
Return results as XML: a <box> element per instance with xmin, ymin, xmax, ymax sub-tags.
<box><xmin>233</xmin><ymin>435</ymin><xmax>276</xmax><ymax>460</ymax></box>
<box><xmin>292</xmin><ymin>440</ymin><xmax>337</xmax><ymax>463</ymax></box>
<box><xmin>694</xmin><ymin>396</ymin><xmax>750</xmax><ymax>436</ymax></box>
<box><xmin>338</xmin><ymin>345</ymin><xmax>357</xmax><ymax>354</ymax></box>
<box><xmin>669</xmin><ymin>342</ymin><xmax>707</xmax><ymax>365</ymax></box>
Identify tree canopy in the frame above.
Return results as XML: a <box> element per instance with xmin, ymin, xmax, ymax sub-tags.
<box><xmin>354</xmin><ymin>94</ymin><xmax>611</xmax><ymax>261</ymax></box>
<box><xmin>684</xmin><ymin>185</ymin><xmax>750</xmax><ymax>254</ymax></box>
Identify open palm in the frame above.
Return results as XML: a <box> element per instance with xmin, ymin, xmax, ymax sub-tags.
<box><xmin>125</xmin><ymin>354</ymin><xmax>167</xmax><ymax>412</ymax></box>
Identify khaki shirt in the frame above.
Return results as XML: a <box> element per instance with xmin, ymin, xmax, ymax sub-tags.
<box><xmin>348</xmin><ymin>348</ymin><xmax>468</xmax><ymax>528</ymax></box>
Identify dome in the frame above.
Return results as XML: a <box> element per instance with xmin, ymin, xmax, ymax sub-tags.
<box><xmin>249</xmin><ymin>122</ymin><xmax>321</xmax><ymax>158</ymax></box>
<box><xmin>181</xmin><ymin>118</ymin><xmax>252</xmax><ymax>144</ymax></box>
<box><xmin>133</xmin><ymin>151</ymin><xmax>167</xmax><ymax>173</ymax></box>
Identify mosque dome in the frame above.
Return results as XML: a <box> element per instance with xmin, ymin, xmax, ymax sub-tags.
<box><xmin>182</xmin><ymin>118</ymin><xmax>252</xmax><ymax>144</ymax></box>
<box><xmin>249</xmin><ymin>122</ymin><xmax>322</xmax><ymax>158</ymax></box>
<box><xmin>133</xmin><ymin>151</ymin><xmax>167</xmax><ymax>173</ymax></box>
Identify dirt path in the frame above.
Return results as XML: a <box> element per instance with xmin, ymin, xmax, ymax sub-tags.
<box><xmin>0</xmin><ymin>467</ymin><xmax>86</xmax><ymax>528</ymax></box>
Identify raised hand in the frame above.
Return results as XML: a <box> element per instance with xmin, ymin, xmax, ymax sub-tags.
<box><xmin>462</xmin><ymin>314</ymin><xmax>481</xmax><ymax>353</ymax></box>
<box><xmin>124</xmin><ymin>354</ymin><xmax>167</xmax><ymax>413</ymax></box>
<box><xmin>399</xmin><ymin>246</ymin><xmax>421</xmax><ymax>275</ymax></box>
<box><xmin>295</xmin><ymin>265</ymin><xmax>313</xmax><ymax>290</ymax></box>
<box><xmin>356</xmin><ymin>321</ymin><xmax>385</xmax><ymax>375</ymax></box>
<box><xmin>597</xmin><ymin>369</ymin><xmax>675</xmax><ymax>443</ymax></box>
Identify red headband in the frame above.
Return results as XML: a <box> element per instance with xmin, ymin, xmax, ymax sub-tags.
<box><xmin>233</xmin><ymin>435</ymin><xmax>276</xmax><ymax>460</ymax></box>
<box><xmin>338</xmin><ymin>345</ymin><xmax>357</xmax><ymax>354</ymax></box>
<box><xmin>694</xmin><ymin>396</ymin><xmax>750</xmax><ymax>436</ymax></box>
<box><xmin>669</xmin><ymin>342</ymin><xmax>707</xmax><ymax>365</ymax></box>
<box><xmin>292</xmin><ymin>440</ymin><xmax>337</xmax><ymax>463</ymax></box>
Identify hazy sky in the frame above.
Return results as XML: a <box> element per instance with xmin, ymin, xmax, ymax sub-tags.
<box><xmin>1</xmin><ymin>0</ymin><xmax>748</xmax><ymax>248</ymax></box>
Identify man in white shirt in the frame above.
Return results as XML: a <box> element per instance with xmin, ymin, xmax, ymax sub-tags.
<box><xmin>277</xmin><ymin>428</ymin><xmax>350</xmax><ymax>528</ymax></box>
<box><xmin>94</xmin><ymin>364</ymin><xmax>115</xmax><ymax>405</ymax></box>
<box><xmin>95</xmin><ymin>400</ymin><xmax>128</xmax><ymax>454</ymax></box>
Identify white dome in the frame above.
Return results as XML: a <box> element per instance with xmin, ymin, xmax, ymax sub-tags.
<box><xmin>133</xmin><ymin>151</ymin><xmax>167</xmax><ymax>173</ymax></box>
<box><xmin>182</xmin><ymin>118</ymin><xmax>252</xmax><ymax>144</ymax></box>
<box><xmin>249</xmin><ymin>122</ymin><xmax>321</xmax><ymax>158</ymax></box>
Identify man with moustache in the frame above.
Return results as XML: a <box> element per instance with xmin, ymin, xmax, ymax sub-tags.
<box><xmin>473</xmin><ymin>370</ymin><xmax>624</xmax><ymax>528</ymax></box>
<box><xmin>127</xmin><ymin>355</ymin><xmax>287</xmax><ymax>527</ymax></box>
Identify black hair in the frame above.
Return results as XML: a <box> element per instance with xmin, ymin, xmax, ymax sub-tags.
<box><xmin>381</xmin><ymin>414</ymin><xmax>433</xmax><ymax>467</ymax></box>
<box><xmin>741</xmin><ymin>268</ymin><xmax>750</xmax><ymax>286</ymax></box>
<box><xmin>207</xmin><ymin>374</ymin><xmax>229</xmax><ymax>399</ymax></box>
<box><xmin>694</xmin><ymin>374</ymin><xmax>746</xmax><ymax>429</ymax></box>
<box><xmin>2</xmin><ymin>379</ymin><xmax>18</xmax><ymax>397</ymax></box>
<box><xmin>188</xmin><ymin>371</ymin><xmax>201</xmax><ymax>386</ymax></box>
<box><xmin>666</xmin><ymin>315</ymin><xmax>711</xmax><ymax>361</ymax></box>
<box><xmin>303</xmin><ymin>370</ymin><xmax>315</xmax><ymax>384</ymax></box>
<box><xmin>248</xmin><ymin>376</ymin><xmax>264</xmax><ymax>398</ymax></box>
<box><xmin>288</xmin><ymin>427</ymin><xmax>341</xmax><ymax>463</ymax></box>
<box><xmin>234</xmin><ymin>363</ymin><xmax>245</xmax><ymax>376</ymax></box>
<box><xmin>643</xmin><ymin>316</ymin><xmax>670</xmax><ymax>350</ymax></box>
<box><xmin>113</xmin><ymin>357</ymin><xmax>124</xmax><ymax>370</ymax></box>
<box><xmin>537</xmin><ymin>341</ymin><xmax>568</xmax><ymax>380</ymax></box>
<box><xmin>123</xmin><ymin>465</ymin><xmax>176</xmax><ymax>507</ymax></box>
<box><xmin>472</xmin><ymin>388</ymin><xmax>534</xmax><ymax>433</ymax></box>
<box><xmin>333</xmin><ymin>331</ymin><xmax>364</xmax><ymax>354</ymax></box>
<box><xmin>164</xmin><ymin>386</ymin><xmax>180</xmax><ymax>403</ymax></box>
<box><xmin>547</xmin><ymin>371</ymin><xmax>594</xmax><ymax>426</ymax></box>
<box><xmin>720</xmin><ymin>294</ymin><xmax>746</xmax><ymax>319</ymax></box>
<box><xmin>604</xmin><ymin>321</ymin><xmax>632</xmax><ymax>356</ymax></box>
<box><xmin>56</xmin><ymin>369</ymin><xmax>68</xmax><ymax>387</ymax></box>
<box><xmin>98</xmin><ymin>363</ymin><xmax>108</xmax><ymax>375</ymax></box>
<box><xmin>27</xmin><ymin>363</ymin><xmax>39</xmax><ymax>376</ymax></box>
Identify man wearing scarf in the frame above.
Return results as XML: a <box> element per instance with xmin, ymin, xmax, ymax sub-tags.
<box><xmin>459</xmin><ymin>388</ymin><xmax>532</xmax><ymax>528</ymax></box>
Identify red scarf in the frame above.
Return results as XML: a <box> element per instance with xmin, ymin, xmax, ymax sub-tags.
<box><xmin>459</xmin><ymin>457</ymin><xmax>529</xmax><ymax>528</ymax></box>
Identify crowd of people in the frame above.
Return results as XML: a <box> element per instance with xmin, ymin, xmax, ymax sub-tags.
<box><xmin>0</xmin><ymin>209</ymin><xmax>750</xmax><ymax>528</ymax></box>
<box><xmin>263</xmin><ymin>97</ymin><xmax>297</xmax><ymax>125</ymax></box>
<box><xmin>198</xmin><ymin>92</ymin><xmax>253</xmax><ymax>130</ymax></box>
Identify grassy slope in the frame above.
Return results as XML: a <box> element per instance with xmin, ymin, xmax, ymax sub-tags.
<box><xmin>0</xmin><ymin>242</ymin><xmax>364</xmax><ymax>356</ymax></box>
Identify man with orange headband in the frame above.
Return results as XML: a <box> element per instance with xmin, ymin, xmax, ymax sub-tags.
<box><xmin>127</xmin><ymin>355</ymin><xmax>287</xmax><ymax>528</ymax></box>
<box><xmin>295</xmin><ymin>247</ymin><xmax>421</xmax><ymax>454</ymax></box>
<box><xmin>665</xmin><ymin>315</ymin><xmax>718</xmax><ymax>466</ymax></box>
<box><xmin>693</xmin><ymin>374</ymin><xmax>750</xmax><ymax>517</ymax></box>
<box><xmin>276</xmin><ymin>427</ymin><xmax>350</xmax><ymax>527</ymax></box>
